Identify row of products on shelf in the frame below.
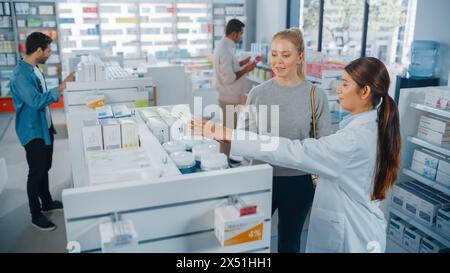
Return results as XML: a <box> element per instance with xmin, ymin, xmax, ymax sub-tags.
<box><xmin>16</xmin><ymin>18</ymin><xmax>56</xmax><ymax>28</ymax></box>
<box><xmin>417</xmin><ymin>114</ymin><xmax>449</xmax><ymax>146</ymax></box>
<box><xmin>0</xmin><ymin>41</ymin><xmax>15</xmax><ymax>53</ymax></box>
<box><xmin>424</xmin><ymin>87</ymin><xmax>450</xmax><ymax>110</ymax></box>
<box><xmin>388</xmin><ymin>213</ymin><xmax>449</xmax><ymax>253</ymax></box>
<box><xmin>0</xmin><ymin>53</ymin><xmax>15</xmax><ymax>65</ymax></box>
<box><xmin>391</xmin><ymin>180</ymin><xmax>450</xmax><ymax>228</ymax></box>
<box><xmin>76</xmin><ymin>55</ymin><xmax>135</xmax><ymax>82</ymax></box>
<box><xmin>0</xmin><ymin>79</ymin><xmax>10</xmax><ymax>97</ymax></box>
<box><xmin>0</xmin><ymin>15</ymin><xmax>11</xmax><ymax>27</ymax></box>
<box><xmin>14</xmin><ymin>3</ymin><xmax>54</xmax><ymax>16</ymax></box>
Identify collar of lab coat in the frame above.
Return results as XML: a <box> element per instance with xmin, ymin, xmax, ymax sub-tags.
<box><xmin>339</xmin><ymin>109</ymin><xmax>378</xmax><ymax>130</ymax></box>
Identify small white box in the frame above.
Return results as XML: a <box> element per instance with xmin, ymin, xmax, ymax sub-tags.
<box><xmin>436</xmin><ymin>171</ymin><xmax>450</xmax><ymax>187</ymax></box>
<box><xmin>436</xmin><ymin>207</ymin><xmax>450</xmax><ymax>237</ymax></box>
<box><xmin>112</xmin><ymin>104</ymin><xmax>132</xmax><ymax>118</ymax></box>
<box><xmin>416</xmin><ymin>190</ymin><xmax>448</xmax><ymax>225</ymax></box>
<box><xmin>417</xmin><ymin>126</ymin><xmax>450</xmax><ymax>145</ymax></box>
<box><xmin>419</xmin><ymin>236</ymin><xmax>448</xmax><ymax>253</ymax></box>
<box><xmin>412</xmin><ymin>149</ymin><xmax>441</xmax><ymax>169</ymax></box>
<box><xmin>101</xmin><ymin>119</ymin><xmax>121</xmax><ymax>150</ymax></box>
<box><xmin>387</xmin><ymin>217</ymin><xmax>407</xmax><ymax>244</ymax></box>
<box><xmin>402</xmin><ymin>226</ymin><xmax>425</xmax><ymax>253</ymax></box>
<box><xmin>119</xmin><ymin>118</ymin><xmax>139</xmax><ymax>149</ymax></box>
<box><xmin>96</xmin><ymin>105</ymin><xmax>114</xmax><ymax>119</ymax></box>
<box><xmin>419</xmin><ymin>115</ymin><xmax>450</xmax><ymax>134</ymax></box>
<box><xmin>146</xmin><ymin>117</ymin><xmax>169</xmax><ymax>144</ymax></box>
<box><xmin>214</xmin><ymin>205</ymin><xmax>264</xmax><ymax>247</ymax></box>
<box><xmin>411</xmin><ymin>159</ymin><xmax>437</xmax><ymax>180</ymax></box>
<box><xmin>438</xmin><ymin>159</ymin><xmax>450</xmax><ymax>175</ymax></box>
<box><xmin>425</xmin><ymin>87</ymin><xmax>450</xmax><ymax>110</ymax></box>
<box><xmin>82</xmin><ymin>120</ymin><xmax>103</xmax><ymax>152</ymax></box>
<box><xmin>139</xmin><ymin>108</ymin><xmax>159</xmax><ymax>120</ymax></box>
<box><xmin>402</xmin><ymin>184</ymin><xmax>422</xmax><ymax>216</ymax></box>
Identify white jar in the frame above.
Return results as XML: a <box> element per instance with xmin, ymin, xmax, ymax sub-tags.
<box><xmin>162</xmin><ymin>141</ymin><xmax>186</xmax><ymax>155</ymax></box>
<box><xmin>170</xmin><ymin>151</ymin><xmax>196</xmax><ymax>174</ymax></box>
<box><xmin>192</xmin><ymin>142</ymin><xmax>220</xmax><ymax>169</ymax></box>
<box><xmin>201</xmin><ymin>153</ymin><xmax>229</xmax><ymax>171</ymax></box>
<box><xmin>180</xmin><ymin>135</ymin><xmax>205</xmax><ymax>151</ymax></box>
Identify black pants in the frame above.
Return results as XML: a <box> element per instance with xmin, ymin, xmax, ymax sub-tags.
<box><xmin>24</xmin><ymin>133</ymin><xmax>54</xmax><ymax>219</ymax></box>
<box><xmin>272</xmin><ymin>175</ymin><xmax>315</xmax><ymax>253</ymax></box>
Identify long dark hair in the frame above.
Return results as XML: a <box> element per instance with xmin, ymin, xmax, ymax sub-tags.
<box><xmin>345</xmin><ymin>57</ymin><xmax>401</xmax><ymax>201</ymax></box>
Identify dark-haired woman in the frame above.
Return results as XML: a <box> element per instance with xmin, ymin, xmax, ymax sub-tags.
<box><xmin>193</xmin><ymin>57</ymin><xmax>401</xmax><ymax>252</ymax></box>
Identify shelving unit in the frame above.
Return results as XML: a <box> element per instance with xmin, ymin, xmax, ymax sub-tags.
<box><xmin>386</xmin><ymin>87</ymin><xmax>450</xmax><ymax>253</ymax></box>
<box><xmin>212</xmin><ymin>0</ymin><xmax>245</xmax><ymax>50</ymax></box>
<box><xmin>0</xmin><ymin>1</ymin><xmax>18</xmax><ymax>99</ymax></box>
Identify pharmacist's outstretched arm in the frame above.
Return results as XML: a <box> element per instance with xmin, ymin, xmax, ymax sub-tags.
<box><xmin>191</xmin><ymin>118</ymin><xmax>351</xmax><ymax>179</ymax></box>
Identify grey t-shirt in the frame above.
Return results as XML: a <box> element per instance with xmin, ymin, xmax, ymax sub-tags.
<box><xmin>237</xmin><ymin>78</ymin><xmax>332</xmax><ymax>176</ymax></box>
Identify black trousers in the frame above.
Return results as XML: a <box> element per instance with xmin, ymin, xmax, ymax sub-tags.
<box><xmin>272</xmin><ymin>175</ymin><xmax>315</xmax><ymax>253</ymax></box>
<box><xmin>24</xmin><ymin>132</ymin><xmax>54</xmax><ymax>219</ymax></box>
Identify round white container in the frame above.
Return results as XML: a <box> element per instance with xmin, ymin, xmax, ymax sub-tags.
<box><xmin>201</xmin><ymin>153</ymin><xmax>229</xmax><ymax>171</ymax></box>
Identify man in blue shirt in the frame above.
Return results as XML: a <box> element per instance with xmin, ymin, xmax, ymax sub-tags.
<box><xmin>10</xmin><ymin>32</ymin><xmax>74</xmax><ymax>231</ymax></box>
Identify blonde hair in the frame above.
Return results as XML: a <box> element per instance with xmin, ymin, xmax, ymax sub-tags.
<box><xmin>272</xmin><ymin>28</ymin><xmax>306</xmax><ymax>79</ymax></box>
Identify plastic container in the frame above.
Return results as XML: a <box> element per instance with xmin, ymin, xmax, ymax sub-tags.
<box><xmin>163</xmin><ymin>141</ymin><xmax>187</xmax><ymax>155</ymax></box>
<box><xmin>180</xmin><ymin>135</ymin><xmax>205</xmax><ymax>152</ymax></box>
<box><xmin>170</xmin><ymin>151</ymin><xmax>196</xmax><ymax>174</ymax></box>
<box><xmin>201</xmin><ymin>153</ymin><xmax>229</xmax><ymax>172</ymax></box>
<box><xmin>408</xmin><ymin>40</ymin><xmax>439</xmax><ymax>78</ymax></box>
<box><xmin>192</xmin><ymin>142</ymin><xmax>220</xmax><ymax>169</ymax></box>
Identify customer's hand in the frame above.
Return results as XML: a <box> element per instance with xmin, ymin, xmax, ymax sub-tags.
<box><xmin>59</xmin><ymin>72</ymin><xmax>75</xmax><ymax>92</ymax></box>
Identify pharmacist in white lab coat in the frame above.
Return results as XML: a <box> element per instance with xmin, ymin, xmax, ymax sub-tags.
<box><xmin>192</xmin><ymin>57</ymin><xmax>402</xmax><ymax>253</ymax></box>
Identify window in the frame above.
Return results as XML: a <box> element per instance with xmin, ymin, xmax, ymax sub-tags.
<box><xmin>298</xmin><ymin>0</ymin><xmax>418</xmax><ymax>70</ymax></box>
<box><xmin>299</xmin><ymin>0</ymin><xmax>320</xmax><ymax>51</ymax></box>
<box><xmin>322</xmin><ymin>0</ymin><xmax>365</xmax><ymax>61</ymax></box>
<box><xmin>366</xmin><ymin>0</ymin><xmax>416</xmax><ymax>72</ymax></box>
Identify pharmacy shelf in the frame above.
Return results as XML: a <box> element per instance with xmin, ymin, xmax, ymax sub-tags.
<box><xmin>386</xmin><ymin>237</ymin><xmax>411</xmax><ymax>253</ymax></box>
<box><xmin>410</xmin><ymin>102</ymin><xmax>450</xmax><ymax>119</ymax></box>
<box><xmin>408</xmin><ymin>136</ymin><xmax>450</xmax><ymax>157</ymax></box>
<box><xmin>389</xmin><ymin>207</ymin><xmax>450</xmax><ymax>248</ymax></box>
<box><xmin>402</xmin><ymin>168</ymin><xmax>450</xmax><ymax>196</ymax></box>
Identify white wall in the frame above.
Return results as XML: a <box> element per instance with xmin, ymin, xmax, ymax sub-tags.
<box><xmin>256</xmin><ymin>0</ymin><xmax>288</xmax><ymax>43</ymax></box>
<box><xmin>414</xmin><ymin>0</ymin><xmax>450</xmax><ymax>85</ymax></box>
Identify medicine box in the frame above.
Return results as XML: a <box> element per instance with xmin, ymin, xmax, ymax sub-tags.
<box><xmin>119</xmin><ymin>118</ymin><xmax>139</xmax><ymax>149</ymax></box>
<box><xmin>406</xmin><ymin>180</ymin><xmax>450</xmax><ymax>203</ymax></box>
<box><xmin>412</xmin><ymin>149</ymin><xmax>440</xmax><ymax>169</ymax></box>
<box><xmin>146</xmin><ymin>117</ymin><xmax>169</xmax><ymax>144</ymax></box>
<box><xmin>436</xmin><ymin>207</ymin><xmax>450</xmax><ymax>238</ymax></box>
<box><xmin>214</xmin><ymin>205</ymin><xmax>264</xmax><ymax>247</ymax></box>
<box><xmin>388</xmin><ymin>217</ymin><xmax>407</xmax><ymax>244</ymax></box>
<box><xmin>401</xmin><ymin>183</ymin><xmax>422</xmax><ymax>216</ymax></box>
<box><xmin>436</xmin><ymin>171</ymin><xmax>450</xmax><ymax>187</ymax></box>
<box><xmin>99</xmin><ymin>219</ymin><xmax>139</xmax><ymax>253</ymax></box>
<box><xmin>411</xmin><ymin>159</ymin><xmax>437</xmax><ymax>180</ymax></box>
<box><xmin>112</xmin><ymin>104</ymin><xmax>132</xmax><ymax>118</ymax></box>
<box><xmin>438</xmin><ymin>158</ymin><xmax>450</xmax><ymax>175</ymax></box>
<box><xmin>96</xmin><ymin>105</ymin><xmax>114</xmax><ymax>119</ymax></box>
<box><xmin>419</xmin><ymin>236</ymin><xmax>449</xmax><ymax>253</ymax></box>
<box><xmin>82</xmin><ymin>120</ymin><xmax>103</xmax><ymax>152</ymax></box>
<box><xmin>417</xmin><ymin>126</ymin><xmax>450</xmax><ymax>145</ymax></box>
<box><xmin>419</xmin><ymin>115</ymin><xmax>450</xmax><ymax>134</ymax></box>
<box><xmin>392</xmin><ymin>183</ymin><xmax>410</xmax><ymax>210</ymax></box>
<box><xmin>402</xmin><ymin>226</ymin><xmax>426</xmax><ymax>253</ymax></box>
<box><xmin>100</xmin><ymin>119</ymin><xmax>121</xmax><ymax>150</ymax></box>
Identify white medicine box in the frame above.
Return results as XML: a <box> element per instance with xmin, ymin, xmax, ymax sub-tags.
<box><xmin>82</xmin><ymin>120</ymin><xmax>103</xmax><ymax>152</ymax></box>
<box><xmin>436</xmin><ymin>207</ymin><xmax>450</xmax><ymax>238</ymax></box>
<box><xmin>146</xmin><ymin>117</ymin><xmax>169</xmax><ymax>144</ymax></box>
<box><xmin>119</xmin><ymin>118</ymin><xmax>139</xmax><ymax>149</ymax></box>
<box><xmin>419</xmin><ymin>236</ymin><xmax>449</xmax><ymax>253</ymax></box>
<box><xmin>100</xmin><ymin>119</ymin><xmax>121</xmax><ymax>150</ymax></box>
<box><xmin>412</xmin><ymin>149</ymin><xmax>441</xmax><ymax>169</ymax></box>
<box><xmin>214</xmin><ymin>205</ymin><xmax>264</xmax><ymax>247</ymax></box>
<box><xmin>402</xmin><ymin>226</ymin><xmax>425</xmax><ymax>253</ymax></box>
<box><xmin>387</xmin><ymin>217</ymin><xmax>407</xmax><ymax>244</ymax></box>
<box><xmin>417</xmin><ymin>126</ymin><xmax>450</xmax><ymax>145</ymax></box>
<box><xmin>419</xmin><ymin>115</ymin><xmax>450</xmax><ymax>134</ymax></box>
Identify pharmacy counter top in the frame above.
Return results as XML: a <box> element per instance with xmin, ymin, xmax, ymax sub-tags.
<box><xmin>65</xmin><ymin>108</ymin><xmax>181</xmax><ymax>188</ymax></box>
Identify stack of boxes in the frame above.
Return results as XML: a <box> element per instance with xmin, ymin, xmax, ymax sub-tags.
<box><xmin>139</xmin><ymin>107</ymin><xmax>188</xmax><ymax>144</ymax></box>
<box><xmin>417</xmin><ymin>114</ymin><xmax>450</xmax><ymax>146</ymax></box>
<box><xmin>82</xmin><ymin>108</ymin><xmax>139</xmax><ymax>153</ymax></box>
<box><xmin>410</xmin><ymin>147</ymin><xmax>450</xmax><ymax>187</ymax></box>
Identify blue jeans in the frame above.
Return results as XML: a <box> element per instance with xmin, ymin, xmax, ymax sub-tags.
<box><xmin>272</xmin><ymin>175</ymin><xmax>315</xmax><ymax>253</ymax></box>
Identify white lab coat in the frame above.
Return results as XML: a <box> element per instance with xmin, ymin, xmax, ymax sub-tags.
<box><xmin>231</xmin><ymin>110</ymin><xmax>387</xmax><ymax>253</ymax></box>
